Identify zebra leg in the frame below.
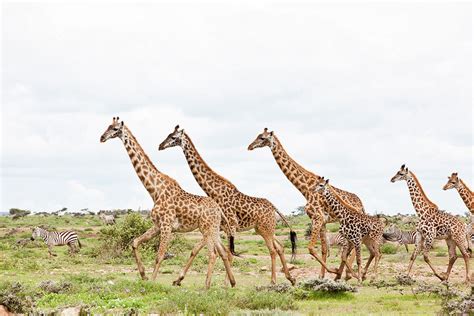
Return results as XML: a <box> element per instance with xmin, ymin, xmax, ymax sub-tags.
<box><xmin>48</xmin><ymin>245</ymin><xmax>56</xmax><ymax>257</ymax></box>
<box><xmin>404</xmin><ymin>244</ymin><xmax>409</xmax><ymax>253</ymax></box>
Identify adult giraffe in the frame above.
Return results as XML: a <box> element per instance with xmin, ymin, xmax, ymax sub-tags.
<box><xmin>443</xmin><ymin>173</ymin><xmax>473</xmax><ymax>214</ymax></box>
<box><xmin>158</xmin><ymin>125</ymin><xmax>296</xmax><ymax>285</ymax></box>
<box><xmin>100</xmin><ymin>118</ymin><xmax>235</xmax><ymax>288</ymax></box>
<box><xmin>248</xmin><ymin>128</ymin><xmax>365</xmax><ymax>277</ymax></box>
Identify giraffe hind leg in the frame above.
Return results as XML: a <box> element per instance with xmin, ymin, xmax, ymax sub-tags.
<box><xmin>273</xmin><ymin>238</ymin><xmax>296</xmax><ymax>285</ymax></box>
<box><xmin>173</xmin><ymin>238</ymin><xmax>206</xmax><ymax>286</ymax></box>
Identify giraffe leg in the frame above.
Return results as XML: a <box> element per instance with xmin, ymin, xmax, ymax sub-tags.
<box><xmin>261</xmin><ymin>233</ymin><xmax>277</xmax><ymax>284</ymax></box>
<box><xmin>173</xmin><ymin>238</ymin><xmax>206</xmax><ymax>286</ymax></box>
<box><xmin>336</xmin><ymin>243</ymin><xmax>354</xmax><ymax>280</ymax></box>
<box><xmin>273</xmin><ymin>238</ymin><xmax>296</xmax><ymax>285</ymax></box>
<box><xmin>308</xmin><ymin>218</ymin><xmax>338</xmax><ymax>276</ymax></box>
<box><xmin>131</xmin><ymin>225</ymin><xmax>160</xmax><ymax>280</ymax></box>
<box><xmin>444</xmin><ymin>238</ymin><xmax>458</xmax><ymax>282</ymax></box>
<box><xmin>345</xmin><ymin>249</ymin><xmax>356</xmax><ymax>281</ymax></box>
<box><xmin>407</xmin><ymin>236</ymin><xmax>423</xmax><ymax>276</ymax></box>
<box><xmin>421</xmin><ymin>237</ymin><xmax>444</xmax><ymax>281</ymax></box>
<box><xmin>361</xmin><ymin>241</ymin><xmax>376</xmax><ymax>281</ymax></box>
<box><xmin>151</xmin><ymin>227</ymin><xmax>172</xmax><ymax>281</ymax></box>
<box><xmin>215</xmin><ymin>238</ymin><xmax>236</xmax><ymax>287</ymax></box>
<box><xmin>319</xmin><ymin>225</ymin><xmax>329</xmax><ymax>278</ymax></box>
<box><xmin>204</xmin><ymin>238</ymin><xmax>218</xmax><ymax>289</ymax></box>
<box><xmin>453</xmin><ymin>234</ymin><xmax>471</xmax><ymax>284</ymax></box>
<box><xmin>352</xmin><ymin>243</ymin><xmax>362</xmax><ymax>284</ymax></box>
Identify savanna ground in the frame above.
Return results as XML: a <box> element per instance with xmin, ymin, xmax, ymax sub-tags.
<box><xmin>0</xmin><ymin>213</ymin><xmax>472</xmax><ymax>315</ymax></box>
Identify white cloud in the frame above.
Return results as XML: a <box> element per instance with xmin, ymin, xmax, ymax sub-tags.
<box><xmin>1</xmin><ymin>2</ymin><xmax>472</xmax><ymax>215</ymax></box>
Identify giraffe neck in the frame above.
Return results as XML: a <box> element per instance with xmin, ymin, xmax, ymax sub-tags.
<box><xmin>405</xmin><ymin>173</ymin><xmax>438</xmax><ymax>217</ymax></box>
<box><xmin>121</xmin><ymin>126</ymin><xmax>168</xmax><ymax>199</ymax></box>
<box><xmin>180</xmin><ymin>133</ymin><xmax>236</xmax><ymax>198</ymax></box>
<box><xmin>456</xmin><ymin>180</ymin><xmax>473</xmax><ymax>211</ymax></box>
<box><xmin>270</xmin><ymin>136</ymin><xmax>318</xmax><ymax>199</ymax></box>
<box><xmin>321</xmin><ymin>187</ymin><xmax>353</xmax><ymax>221</ymax></box>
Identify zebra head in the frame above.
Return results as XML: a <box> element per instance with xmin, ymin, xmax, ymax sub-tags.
<box><xmin>31</xmin><ymin>227</ymin><xmax>42</xmax><ymax>240</ymax></box>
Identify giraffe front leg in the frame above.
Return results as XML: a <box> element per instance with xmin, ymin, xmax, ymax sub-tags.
<box><xmin>407</xmin><ymin>235</ymin><xmax>423</xmax><ymax>277</ymax></box>
<box><xmin>151</xmin><ymin>226</ymin><xmax>172</xmax><ymax>281</ymax></box>
<box><xmin>353</xmin><ymin>243</ymin><xmax>362</xmax><ymax>284</ymax></box>
<box><xmin>444</xmin><ymin>238</ymin><xmax>458</xmax><ymax>282</ymax></box>
<box><xmin>421</xmin><ymin>236</ymin><xmax>444</xmax><ymax>281</ymax></box>
<box><xmin>204</xmin><ymin>238</ymin><xmax>218</xmax><ymax>289</ymax></box>
<box><xmin>173</xmin><ymin>238</ymin><xmax>206</xmax><ymax>286</ymax></box>
<box><xmin>132</xmin><ymin>225</ymin><xmax>160</xmax><ymax>280</ymax></box>
<box><xmin>260</xmin><ymin>232</ymin><xmax>277</xmax><ymax>284</ymax></box>
<box><xmin>319</xmin><ymin>225</ymin><xmax>329</xmax><ymax>278</ymax></box>
<box><xmin>308</xmin><ymin>217</ymin><xmax>338</xmax><ymax>276</ymax></box>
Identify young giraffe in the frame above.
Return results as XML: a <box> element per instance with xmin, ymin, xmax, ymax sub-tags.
<box><xmin>248</xmin><ymin>128</ymin><xmax>365</xmax><ymax>278</ymax></box>
<box><xmin>391</xmin><ymin>165</ymin><xmax>471</xmax><ymax>283</ymax></box>
<box><xmin>100</xmin><ymin>118</ymin><xmax>235</xmax><ymax>289</ymax></box>
<box><xmin>314</xmin><ymin>177</ymin><xmax>385</xmax><ymax>283</ymax></box>
<box><xmin>443</xmin><ymin>173</ymin><xmax>473</xmax><ymax>214</ymax></box>
<box><xmin>158</xmin><ymin>126</ymin><xmax>296</xmax><ymax>285</ymax></box>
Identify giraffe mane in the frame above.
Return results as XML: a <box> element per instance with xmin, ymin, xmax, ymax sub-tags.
<box><xmin>328</xmin><ymin>186</ymin><xmax>360</xmax><ymax>213</ymax></box>
<box><xmin>125</xmin><ymin>126</ymin><xmax>179</xmax><ymax>186</ymax></box>
<box><xmin>460</xmin><ymin>179</ymin><xmax>472</xmax><ymax>194</ymax></box>
<box><xmin>409</xmin><ymin>171</ymin><xmax>438</xmax><ymax>209</ymax></box>
<box><xmin>184</xmin><ymin>132</ymin><xmax>237</xmax><ymax>189</ymax></box>
<box><xmin>273</xmin><ymin>135</ymin><xmax>320</xmax><ymax>180</ymax></box>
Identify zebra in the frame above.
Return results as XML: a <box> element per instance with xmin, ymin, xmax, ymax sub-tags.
<box><xmin>382</xmin><ymin>224</ymin><xmax>419</xmax><ymax>252</ymax></box>
<box><xmin>325</xmin><ymin>232</ymin><xmax>346</xmax><ymax>257</ymax></box>
<box><xmin>31</xmin><ymin>227</ymin><xmax>81</xmax><ymax>257</ymax></box>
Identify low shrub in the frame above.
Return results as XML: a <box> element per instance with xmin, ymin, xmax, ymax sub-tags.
<box><xmin>0</xmin><ymin>282</ymin><xmax>35</xmax><ymax>313</ymax></box>
<box><xmin>381</xmin><ymin>243</ymin><xmax>397</xmax><ymax>254</ymax></box>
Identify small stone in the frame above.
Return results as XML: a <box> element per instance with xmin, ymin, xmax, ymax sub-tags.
<box><xmin>107</xmin><ymin>280</ymin><xmax>114</xmax><ymax>285</ymax></box>
<box><xmin>60</xmin><ymin>306</ymin><xmax>82</xmax><ymax>316</ymax></box>
<box><xmin>260</xmin><ymin>266</ymin><xmax>269</xmax><ymax>272</ymax></box>
<box><xmin>281</xmin><ymin>264</ymin><xmax>296</xmax><ymax>272</ymax></box>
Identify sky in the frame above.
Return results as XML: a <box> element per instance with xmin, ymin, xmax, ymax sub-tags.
<box><xmin>1</xmin><ymin>2</ymin><xmax>472</xmax><ymax>215</ymax></box>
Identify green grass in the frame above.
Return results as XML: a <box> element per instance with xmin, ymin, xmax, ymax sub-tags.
<box><xmin>0</xmin><ymin>214</ymin><xmax>470</xmax><ymax>314</ymax></box>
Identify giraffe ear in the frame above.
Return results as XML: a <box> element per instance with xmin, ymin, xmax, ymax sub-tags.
<box><xmin>325</xmin><ymin>179</ymin><xmax>330</xmax><ymax>184</ymax></box>
<box><xmin>269</xmin><ymin>131</ymin><xmax>274</xmax><ymax>136</ymax></box>
<box><xmin>121</xmin><ymin>121</ymin><xmax>124</xmax><ymax>127</ymax></box>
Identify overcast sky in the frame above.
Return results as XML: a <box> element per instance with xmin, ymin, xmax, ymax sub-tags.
<box><xmin>1</xmin><ymin>2</ymin><xmax>472</xmax><ymax>215</ymax></box>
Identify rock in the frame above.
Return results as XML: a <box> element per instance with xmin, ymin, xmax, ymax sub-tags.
<box><xmin>107</xmin><ymin>280</ymin><xmax>115</xmax><ymax>285</ymax></box>
<box><xmin>60</xmin><ymin>306</ymin><xmax>82</xmax><ymax>316</ymax></box>
<box><xmin>260</xmin><ymin>266</ymin><xmax>269</xmax><ymax>272</ymax></box>
<box><xmin>0</xmin><ymin>305</ymin><xmax>14</xmax><ymax>316</ymax></box>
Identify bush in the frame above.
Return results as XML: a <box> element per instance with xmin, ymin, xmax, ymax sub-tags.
<box><xmin>96</xmin><ymin>213</ymin><xmax>192</xmax><ymax>260</ymax></box>
<box><xmin>381</xmin><ymin>243</ymin><xmax>397</xmax><ymax>254</ymax></box>
<box><xmin>0</xmin><ymin>282</ymin><xmax>35</xmax><ymax>313</ymax></box>
<box><xmin>38</xmin><ymin>280</ymin><xmax>73</xmax><ymax>294</ymax></box>
<box><xmin>299</xmin><ymin>278</ymin><xmax>357</xmax><ymax>294</ymax></box>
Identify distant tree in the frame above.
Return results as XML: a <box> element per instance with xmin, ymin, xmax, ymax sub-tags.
<box><xmin>9</xmin><ymin>208</ymin><xmax>31</xmax><ymax>220</ymax></box>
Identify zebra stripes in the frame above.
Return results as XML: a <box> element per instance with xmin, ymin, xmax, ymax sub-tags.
<box><xmin>31</xmin><ymin>227</ymin><xmax>81</xmax><ymax>257</ymax></box>
<box><xmin>382</xmin><ymin>225</ymin><xmax>419</xmax><ymax>252</ymax></box>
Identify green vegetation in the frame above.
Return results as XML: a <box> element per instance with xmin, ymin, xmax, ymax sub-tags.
<box><xmin>0</xmin><ymin>213</ymin><xmax>471</xmax><ymax>314</ymax></box>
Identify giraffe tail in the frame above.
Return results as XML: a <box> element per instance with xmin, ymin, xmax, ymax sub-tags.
<box><xmin>220</xmin><ymin>210</ymin><xmax>241</xmax><ymax>257</ymax></box>
<box><xmin>274</xmin><ymin>208</ymin><xmax>297</xmax><ymax>262</ymax></box>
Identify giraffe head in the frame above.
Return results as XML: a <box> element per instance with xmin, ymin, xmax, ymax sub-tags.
<box><xmin>100</xmin><ymin>117</ymin><xmax>124</xmax><ymax>142</ymax></box>
<box><xmin>158</xmin><ymin>125</ymin><xmax>185</xmax><ymax>150</ymax></box>
<box><xmin>390</xmin><ymin>164</ymin><xmax>410</xmax><ymax>183</ymax></box>
<box><xmin>443</xmin><ymin>172</ymin><xmax>460</xmax><ymax>190</ymax></box>
<box><xmin>247</xmin><ymin>128</ymin><xmax>275</xmax><ymax>150</ymax></box>
<box><xmin>314</xmin><ymin>176</ymin><xmax>330</xmax><ymax>193</ymax></box>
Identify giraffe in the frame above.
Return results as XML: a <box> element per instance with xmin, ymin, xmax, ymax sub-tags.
<box><xmin>314</xmin><ymin>177</ymin><xmax>385</xmax><ymax>283</ymax></box>
<box><xmin>248</xmin><ymin>128</ymin><xmax>365</xmax><ymax>278</ymax></box>
<box><xmin>391</xmin><ymin>164</ymin><xmax>471</xmax><ymax>283</ymax></box>
<box><xmin>100</xmin><ymin>117</ymin><xmax>235</xmax><ymax>289</ymax></box>
<box><xmin>158</xmin><ymin>126</ymin><xmax>296</xmax><ymax>285</ymax></box>
<box><xmin>443</xmin><ymin>173</ymin><xmax>473</xmax><ymax>214</ymax></box>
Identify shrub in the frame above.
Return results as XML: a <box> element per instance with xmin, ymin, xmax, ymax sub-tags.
<box><xmin>0</xmin><ymin>282</ymin><xmax>35</xmax><ymax>313</ymax></box>
<box><xmin>96</xmin><ymin>213</ymin><xmax>192</xmax><ymax>260</ymax></box>
<box><xmin>38</xmin><ymin>280</ymin><xmax>73</xmax><ymax>294</ymax></box>
<box><xmin>381</xmin><ymin>243</ymin><xmax>397</xmax><ymax>254</ymax></box>
<box><xmin>299</xmin><ymin>278</ymin><xmax>357</xmax><ymax>294</ymax></box>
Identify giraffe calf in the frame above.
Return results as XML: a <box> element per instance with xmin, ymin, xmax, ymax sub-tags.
<box><xmin>315</xmin><ymin>178</ymin><xmax>385</xmax><ymax>283</ymax></box>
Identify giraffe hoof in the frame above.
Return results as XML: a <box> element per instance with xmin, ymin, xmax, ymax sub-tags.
<box><xmin>172</xmin><ymin>280</ymin><xmax>182</xmax><ymax>286</ymax></box>
<box><xmin>289</xmin><ymin>278</ymin><xmax>296</xmax><ymax>286</ymax></box>
<box><xmin>344</xmin><ymin>274</ymin><xmax>353</xmax><ymax>281</ymax></box>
